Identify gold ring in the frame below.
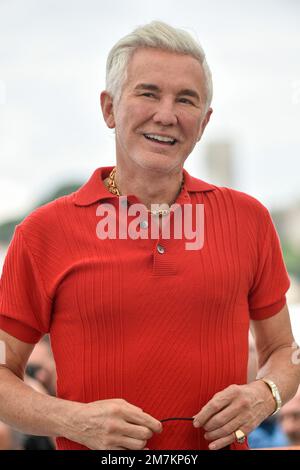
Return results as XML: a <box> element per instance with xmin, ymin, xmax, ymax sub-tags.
<box><xmin>234</xmin><ymin>429</ymin><xmax>246</xmax><ymax>444</ymax></box>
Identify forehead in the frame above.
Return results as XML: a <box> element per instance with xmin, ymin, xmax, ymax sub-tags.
<box><xmin>125</xmin><ymin>48</ymin><xmax>205</xmax><ymax>94</ymax></box>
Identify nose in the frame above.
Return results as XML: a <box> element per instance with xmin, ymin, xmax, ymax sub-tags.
<box><xmin>152</xmin><ymin>98</ymin><xmax>178</xmax><ymax>126</ymax></box>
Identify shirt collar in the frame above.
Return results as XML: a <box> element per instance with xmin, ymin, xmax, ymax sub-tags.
<box><xmin>73</xmin><ymin>166</ymin><xmax>216</xmax><ymax>207</ymax></box>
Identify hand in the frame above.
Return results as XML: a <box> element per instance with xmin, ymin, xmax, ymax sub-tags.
<box><xmin>192</xmin><ymin>381</ymin><xmax>275</xmax><ymax>450</ymax></box>
<box><xmin>67</xmin><ymin>398</ymin><xmax>162</xmax><ymax>450</ymax></box>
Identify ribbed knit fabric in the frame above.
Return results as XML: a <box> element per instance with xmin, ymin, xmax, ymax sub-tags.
<box><xmin>0</xmin><ymin>167</ymin><xmax>290</xmax><ymax>450</ymax></box>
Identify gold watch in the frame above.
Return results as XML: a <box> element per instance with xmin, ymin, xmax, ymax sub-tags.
<box><xmin>261</xmin><ymin>378</ymin><xmax>282</xmax><ymax>416</ymax></box>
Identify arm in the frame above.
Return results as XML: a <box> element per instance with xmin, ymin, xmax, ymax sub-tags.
<box><xmin>193</xmin><ymin>305</ymin><xmax>300</xmax><ymax>450</ymax></box>
<box><xmin>0</xmin><ymin>329</ymin><xmax>162</xmax><ymax>449</ymax></box>
<box><xmin>252</xmin><ymin>304</ymin><xmax>300</xmax><ymax>403</ymax></box>
<box><xmin>0</xmin><ymin>329</ymin><xmax>77</xmax><ymax>438</ymax></box>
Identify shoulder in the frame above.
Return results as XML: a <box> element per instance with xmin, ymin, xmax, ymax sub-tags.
<box><xmin>211</xmin><ymin>185</ymin><xmax>271</xmax><ymax>222</ymax></box>
<box><xmin>16</xmin><ymin>193</ymin><xmax>75</xmax><ymax>242</ymax></box>
<box><xmin>186</xmin><ymin>168</ymin><xmax>272</xmax><ymax>226</ymax></box>
<box><xmin>186</xmin><ymin>170</ymin><xmax>269</xmax><ymax>219</ymax></box>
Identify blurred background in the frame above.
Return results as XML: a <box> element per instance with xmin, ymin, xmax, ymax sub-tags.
<box><xmin>0</xmin><ymin>0</ymin><xmax>299</xmax><ymax>450</ymax></box>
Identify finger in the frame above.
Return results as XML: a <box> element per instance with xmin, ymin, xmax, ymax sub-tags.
<box><xmin>207</xmin><ymin>433</ymin><xmax>235</xmax><ymax>451</ymax></box>
<box><xmin>124</xmin><ymin>409</ymin><xmax>162</xmax><ymax>434</ymax></box>
<box><xmin>119</xmin><ymin>436</ymin><xmax>147</xmax><ymax>451</ymax></box>
<box><xmin>202</xmin><ymin>404</ymin><xmax>240</xmax><ymax>432</ymax></box>
<box><xmin>111</xmin><ymin>399</ymin><xmax>147</xmax><ymax>418</ymax></box>
<box><xmin>122</xmin><ymin>423</ymin><xmax>153</xmax><ymax>441</ymax></box>
<box><xmin>194</xmin><ymin>394</ymin><xmax>231</xmax><ymax>428</ymax></box>
<box><xmin>140</xmin><ymin>411</ymin><xmax>163</xmax><ymax>434</ymax></box>
<box><xmin>123</xmin><ymin>401</ymin><xmax>145</xmax><ymax>413</ymax></box>
<box><xmin>204</xmin><ymin>417</ymin><xmax>248</xmax><ymax>442</ymax></box>
<box><xmin>122</xmin><ymin>401</ymin><xmax>162</xmax><ymax>431</ymax></box>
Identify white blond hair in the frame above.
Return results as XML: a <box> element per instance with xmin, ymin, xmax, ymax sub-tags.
<box><xmin>105</xmin><ymin>21</ymin><xmax>213</xmax><ymax>112</ymax></box>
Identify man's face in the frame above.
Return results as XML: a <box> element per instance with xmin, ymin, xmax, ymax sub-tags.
<box><xmin>101</xmin><ymin>48</ymin><xmax>212</xmax><ymax>174</ymax></box>
<box><xmin>279</xmin><ymin>394</ymin><xmax>300</xmax><ymax>445</ymax></box>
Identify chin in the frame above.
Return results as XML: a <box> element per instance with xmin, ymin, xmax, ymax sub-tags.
<box><xmin>133</xmin><ymin>152</ymin><xmax>182</xmax><ymax>173</ymax></box>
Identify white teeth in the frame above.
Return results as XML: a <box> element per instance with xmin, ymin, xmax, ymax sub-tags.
<box><xmin>145</xmin><ymin>134</ymin><xmax>176</xmax><ymax>143</ymax></box>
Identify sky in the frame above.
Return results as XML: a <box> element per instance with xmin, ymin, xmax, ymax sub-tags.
<box><xmin>0</xmin><ymin>0</ymin><xmax>300</xmax><ymax>223</ymax></box>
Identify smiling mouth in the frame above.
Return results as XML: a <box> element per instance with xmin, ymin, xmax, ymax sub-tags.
<box><xmin>143</xmin><ymin>133</ymin><xmax>177</xmax><ymax>146</ymax></box>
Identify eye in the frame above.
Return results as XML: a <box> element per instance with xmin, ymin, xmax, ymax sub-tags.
<box><xmin>178</xmin><ymin>98</ymin><xmax>194</xmax><ymax>105</ymax></box>
<box><xmin>141</xmin><ymin>92</ymin><xmax>156</xmax><ymax>98</ymax></box>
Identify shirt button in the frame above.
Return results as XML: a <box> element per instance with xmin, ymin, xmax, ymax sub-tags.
<box><xmin>157</xmin><ymin>244</ymin><xmax>165</xmax><ymax>254</ymax></box>
<box><xmin>140</xmin><ymin>220</ymin><xmax>148</xmax><ymax>229</ymax></box>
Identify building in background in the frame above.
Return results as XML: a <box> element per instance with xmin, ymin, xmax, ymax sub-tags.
<box><xmin>204</xmin><ymin>140</ymin><xmax>235</xmax><ymax>188</ymax></box>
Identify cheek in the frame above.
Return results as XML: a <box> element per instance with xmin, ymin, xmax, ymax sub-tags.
<box><xmin>133</xmin><ymin>103</ymin><xmax>156</xmax><ymax>123</ymax></box>
<box><xmin>180</xmin><ymin>114</ymin><xmax>202</xmax><ymax>141</ymax></box>
<box><xmin>117</xmin><ymin>104</ymin><xmax>152</xmax><ymax>130</ymax></box>
<box><xmin>178</xmin><ymin>111</ymin><xmax>202</xmax><ymax>132</ymax></box>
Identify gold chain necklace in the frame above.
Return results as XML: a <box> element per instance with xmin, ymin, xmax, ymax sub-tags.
<box><xmin>104</xmin><ymin>167</ymin><xmax>184</xmax><ymax>216</ymax></box>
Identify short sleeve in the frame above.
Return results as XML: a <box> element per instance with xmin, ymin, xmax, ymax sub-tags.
<box><xmin>248</xmin><ymin>209</ymin><xmax>290</xmax><ymax>320</ymax></box>
<box><xmin>0</xmin><ymin>226</ymin><xmax>52</xmax><ymax>343</ymax></box>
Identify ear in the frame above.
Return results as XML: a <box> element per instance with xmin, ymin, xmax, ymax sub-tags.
<box><xmin>100</xmin><ymin>91</ymin><xmax>116</xmax><ymax>129</ymax></box>
<box><xmin>197</xmin><ymin>107</ymin><xmax>213</xmax><ymax>141</ymax></box>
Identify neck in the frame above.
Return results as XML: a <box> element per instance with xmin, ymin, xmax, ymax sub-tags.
<box><xmin>109</xmin><ymin>165</ymin><xmax>184</xmax><ymax>210</ymax></box>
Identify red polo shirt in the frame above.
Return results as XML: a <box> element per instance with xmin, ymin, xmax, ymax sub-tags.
<box><xmin>0</xmin><ymin>167</ymin><xmax>290</xmax><ymax>450</ymax></box>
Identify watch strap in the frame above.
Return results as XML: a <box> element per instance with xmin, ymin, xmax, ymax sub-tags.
<box><xmin>260</xmin><ymin>378</ymin><xmax>282</xmax><ymax>416</ymax></box>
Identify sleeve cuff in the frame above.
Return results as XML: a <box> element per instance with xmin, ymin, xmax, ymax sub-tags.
<box><xmin>0</xmin><ymin>315</ymin><xmax>42</xmax><ymax>344</ymax></box>
<box><xmin>250</xmin><ymin>296</ymin><xmax>287</xmax><ymax>321</ymax></box>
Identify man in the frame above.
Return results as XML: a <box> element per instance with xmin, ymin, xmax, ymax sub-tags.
<box><xmin>0</xmin><ymin>21</ymin><xmax>299</xmax><ymax>451</ymax></box>
<box><xmin>279</xmin><ymin>386</ymin><xmax>300</xmax><ymax>446</ymax></box>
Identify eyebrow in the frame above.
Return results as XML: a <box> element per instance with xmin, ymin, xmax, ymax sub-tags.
<box><xmin>134</xmin><ymin>83</ymin><xmax>160</xmax><ymax>92</ymax></box>
<box><xmin>134</xmin><ymin>83</ymin><xmax>201</xmax><ymax>102</ymax></box>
